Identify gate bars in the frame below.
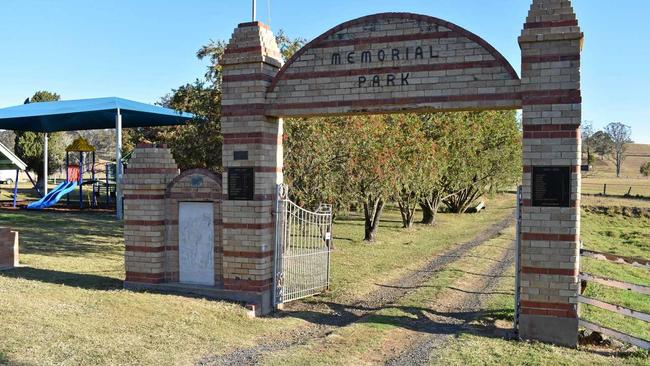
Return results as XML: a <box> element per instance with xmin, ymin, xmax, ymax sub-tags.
<box><xmin>273</xmin><ymin>184</ymin><xmax>333</xmax><ymax>306</ymax></box>
<box><xmin>514</xmin><ymin>185</ymin><xmax>523</xmax><ymax>333</ymax></box>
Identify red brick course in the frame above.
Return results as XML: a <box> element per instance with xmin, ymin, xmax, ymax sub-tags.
<box><xmin>521</xmin><ymin>266</ymin><xmax>578</xmax><ymax>276</ymax></box>
<box><xmin>521</xmin><ymin>233</ymin><xmax>578</xmax><ymax>242</ymax></box>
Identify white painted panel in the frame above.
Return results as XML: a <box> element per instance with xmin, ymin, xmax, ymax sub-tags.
<box><xmin>179</xmin><ymin>202</ymin><xmax>215</xmax><ymax>286</ymax></box>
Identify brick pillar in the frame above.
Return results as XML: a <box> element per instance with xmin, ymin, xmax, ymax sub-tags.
<box><xmin>123</xmin><ymin>144</ymin><xmax>179</xmax><ymax>285</ymax></box>
<box><xmin>0</xmin><ymin>227</ymin><xmax>19</xmax><ymax>270</ymax></box>
<box><xmin>519</xmin><ymin>0</ymin><xmax>583</xmax><ymax>346</ymax></box>
<box><xmin>220</xmin><ymin>22</ymin><xmax>283</xmax><ymax>314</ymax></box>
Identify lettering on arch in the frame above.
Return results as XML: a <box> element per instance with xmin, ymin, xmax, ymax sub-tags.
<box><xmin>265</xmin><ymin>13</ymin><xmax>521</xmax><ymax>117</ymax></box>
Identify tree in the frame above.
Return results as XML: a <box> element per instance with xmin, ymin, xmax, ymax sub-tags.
<box><xmin>439</xmin><ymin>111</ymin><xmax>521</xmax><ymax>213</ymax></box>
<box><xmin>591</xmin><ymin>130</ymin><xmax>614</xmax><ymax>158</ymax></box>
<box><xmin>341</xmin><ymin>116</ymin><xmax>395</xmax><ymax>241</ymax></box>
<box><xmin>641</xmin><ymin>162</ymin><xmax>650</xmax><ymax>177</ymax></box>
<box><xmin>275</xmin><ymin>30</ymin><xmax>306</xmax><ymax>61</ymax></box>
<box><xmin>0</xmin><ymin>130</ymin><xmax>15</xmax><ymax>151</ymax></box>
<box><xmin>14</xmin><ymin>91</ymin><xmax>66</xmax><ymax>190</ymax></box>
<box><xmin>284</xmin><ymin>117</ymin><xmax>350</xmax><ymax>210</ymax></box>
<box><xmin>160</xmin><ymin>80</ymin><xmax>223</xmax><ymax>172</ymax></box>
<box><xmin>78</xmin><ymin>129</ymin><xmax>116</xmax><ymax>160</ymax></box>
<box><xmin>604</xmin><ymin>122</ymin><xmax>632</xmax><ymax>177</ymax></box>
<box><xmin>133</xmin><ymin>32</ymin><xmax>306</xmax><ymax>173</ymax></box>
<box><xmin>581</xmin><ymin>121</ymin><xmax>594</xmax><ymax>165</ymax></box>
<box><xmin>385</xmin><ymin>114</ymin><xmax>438</xmax><ymax>228</ymax></box>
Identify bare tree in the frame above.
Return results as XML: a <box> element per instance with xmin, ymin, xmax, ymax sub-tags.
<box><xmin>604</xmin><ymin>122</ymin><xmax>632</xmax><ymax>177</ymax></box>
<box><xmin>581</xmin><ymin>121</ymin><xmax>594</xmax><ymax>165</ymax></box>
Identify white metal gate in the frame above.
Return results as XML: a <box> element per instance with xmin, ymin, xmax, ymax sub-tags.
<box><xmin>273</xmin><ymin>185</ymin><xmax>333</xmax><ymax>305</ymax></box>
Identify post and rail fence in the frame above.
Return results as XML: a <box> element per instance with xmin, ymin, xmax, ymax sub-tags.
<box><xmin>578</xmin><ymin>246</ymin><xmax>650</xmax><ymax>350</ymax></box>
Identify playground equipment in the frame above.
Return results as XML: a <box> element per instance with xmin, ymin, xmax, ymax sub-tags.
<box><xmin>26</xmin><ymin>181</ymin><xmax>78</xmax><ymax>210</ymax></box>
<box><xmin>65</xmin><ymin>137</ymin><xmax>97</xmax><ymax>209</ymax></box>
<box><xmin>0</xmin><ymin>97</ymin><xmax>193</xmax><ymax>218</ymax></box>
<box><xmin>26</xmin><ymin>137</ymin><xmax>99</xmax><ymax>210</ymax></box>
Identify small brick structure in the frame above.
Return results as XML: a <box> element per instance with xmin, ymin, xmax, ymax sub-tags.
<box><xmin>124</xmin><ymin>0</ymin><xmax>584</xmax><ymax>345</ymax></box>
<box><xmin>123</xmin><ymin>144</ymin><xmax>269</xmax><ymax>313</ymax></box>
<box><xmin>0</xmin><ymin>227</ymin><xmax>19</xmax><ymax>270</ymax></box>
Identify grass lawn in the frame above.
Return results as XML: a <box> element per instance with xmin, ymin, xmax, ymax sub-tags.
<box><xmin>260</xmin><ymin>227</ymin><xmax>519</xmax><ymax>365</ymax></box>
<box><xmin>0</xmin><ymin>195</ymin><xmax>514</xmax><ymax>365</ymax></box>
<box><xmin>261</xmin><ymin>226</ymin><xmax>649</xmax><ymax>365</ymax></box>
<box><xmin>579</xmin><ymin>196</ymin><xmax>650</xmax><ymax>344</ymax></box>
<box><xmin>581</xmin><ymin>210</ymin><xmax>650</xmax><ymax>259</ymax></box>
<box><xmin>0</xmin><ymin>193</ymin><xmax>646</xmax><ymax>365</ymax></box>
<box><xmin>432</xmin><ymin>218</ymin><xmax>650</xmax><ymax>365</ymax></box>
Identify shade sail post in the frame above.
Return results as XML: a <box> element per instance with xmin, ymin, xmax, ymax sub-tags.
<box><xmin>116</xmin><ymin>109</ymin><xmax>123</xmax><ymax>219</ymax></box>
<box><xmin>12</xmin><ymin>169</ymin><xmax>19</xmax><ymax>208</ymax></box>
<box><xmin>43</xmin><ymin>132</ymin><xmax>48</xmax><ymax>195</ymax></box>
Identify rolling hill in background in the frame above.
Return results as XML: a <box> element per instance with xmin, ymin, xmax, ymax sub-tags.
<box><xmin>583</xmin><ymin>143</ymin><xmax>650</xmax><ymax>197</ymax></box>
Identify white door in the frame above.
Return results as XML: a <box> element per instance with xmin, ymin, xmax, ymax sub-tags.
<box><xmin>179</xmin><ymin>202</ymin><xmax>215</xmax><ymax>286</ymax></box>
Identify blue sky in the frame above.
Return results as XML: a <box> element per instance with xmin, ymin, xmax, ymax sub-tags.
<box><xmin>0</xmin><ymin>0</ymin><xmax>648</xmax><ymax>142</ymax></box>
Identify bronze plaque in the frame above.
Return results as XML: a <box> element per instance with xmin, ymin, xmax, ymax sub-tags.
<box><xmin>228</xmin><ymin>167</ymin><xmax>255</xmax><ymax>201</ymax></box>
<box><xmin>532</xmin><ymin>166</ymin><xmax>571</xmax><ymax>207</ymax></box>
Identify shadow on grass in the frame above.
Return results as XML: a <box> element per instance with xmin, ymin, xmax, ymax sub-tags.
<box><xmin>410</xmin><ymin>268</ymin><xmax>514</xmax><ymax>279</ymax></box>
<box><xmin>0</xmin><ymin>209</ymin><xmax>122</xmax><ymax>257</ymax></box>
<box><xmin>0</xmin><ymin>351</ymin><xmax>32</xmax><ymax>366</ymax></box>
<box><xmin>0</xmin><ymin>267</ymin><xmax>123</xmax><ymax>291</ymax></box>
<box><xmin>280</xmin><ymin>300</ymin><xmax>515</xmax><ymax>340</ymax></box>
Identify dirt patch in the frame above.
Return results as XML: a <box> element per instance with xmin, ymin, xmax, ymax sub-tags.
<box><xmin>583</xmin><ymin>205</ymin><xmax>650</xmax><ymax>218</ymax></box>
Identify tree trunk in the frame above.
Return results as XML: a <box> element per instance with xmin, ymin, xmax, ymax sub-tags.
<box><xmin>363</xmin><ymin>196</ymin><xmax>384</xmax><ymax>242</ymax></box>
<box><xmin>397</xmin><ymin>191</ymin><xmax>418</xmax><ymax>229</ymax></box>
<box><xmin>420</xmin><ymin>203</ymin><xmax>435</xmax><ymax>225</ymax></box>
<box><xmin>35</xmin><ymin>173</ymin><xmax>45</xmax><ymax>193</ymax></box>
<box><xmin>420</xmin><ymin>191</ymin><xmax>442</xmax><ymax>225</ymax></box>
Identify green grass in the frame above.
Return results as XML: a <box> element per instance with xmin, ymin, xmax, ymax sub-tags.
<box><xmin>260</xmin><ymin>227</ymin><xmax>517</xmax><ymax>366</ymax></box>
<box><xmin>581</xmin><ymin>258</ymin><xmax>650</xmax><ymax>287</ymax></box>
<box><xmin>324</xmin><ymin>195</ymin><xmax>515</xmax><ymax>304</ymax></box>
<box><xmin>0</xmin><ymin>211</ymin><xmax>304</xmax><ymax>365</ymax></box>
<box><xmin>432</xmin><ymin>334</ymin><xmax>649</xmax><ymax>366</ymax></box>
<box><xmin>578</xmin><ymin>200</ymin><xmax>650</xmax><ymax>345</ymax></box>
<box><xmin>262</xmin><ymin>226</ymin><xmax>648</xmax><ymax>365</ymax></box>
<box><xmin>432</xmin><ymin>225</ymin><xmax>649</xmax><ymax>365</ymax></box>
<box><xmin>0</xmin><ymin>193</ymin><xmax>646</xmax><ymax>365</ymax></box>
<box><xmin>0</xmin><ymin>195</ymin><xmax>515</xmax><ymax>365</ymax></box>
<box><xmin>581</xmin><ymin>210</ymin><xmax>650</xmax><ymax>259</ymax></box>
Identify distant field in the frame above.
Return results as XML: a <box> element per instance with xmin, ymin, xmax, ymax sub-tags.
<box><xmin>583</xmin><ymin>143</ymin><xmax>650</xmax><ymax>197</ymax></box>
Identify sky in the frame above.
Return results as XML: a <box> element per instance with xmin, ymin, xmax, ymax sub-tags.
<box><xmin>0</xmin><ymin>0</ymin><xmax>648</xmax><ymax>143</ymax></box>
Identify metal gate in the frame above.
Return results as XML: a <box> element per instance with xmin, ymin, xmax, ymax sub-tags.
<box><xmin>273</xmin><ymin>184</ymin><xmax>333</xmax><ymax>305</ymax></box>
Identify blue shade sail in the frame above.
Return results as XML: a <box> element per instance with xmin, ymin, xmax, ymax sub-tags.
<box><xmin>0</xmin><ymin>97</ymin><xmax>194</xmax><ymax>132</ymax></box>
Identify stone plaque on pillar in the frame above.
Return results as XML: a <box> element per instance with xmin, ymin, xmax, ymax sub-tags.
<box><xmin>228</xmin><ymin>167</ymin><xmax>255</xmax><ymax>201</ymax></box>
<box><xmin>532</xmin><ymin>166</ymin><xmax>571</xmax><ymax>207</ymax></box>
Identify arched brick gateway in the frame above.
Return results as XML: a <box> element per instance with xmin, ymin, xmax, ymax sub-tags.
<box><xmin>218</xmin><ymin>0</ymin><xmax>583</xmax><ymax>346</ymax></box>
<box><xmin>264</xmin><ymin>13</ymin><xmax>522</xmax><ymax>117</ymax></box>
<box><xmin>124</xmin><ymin>0</ymin><xmax>583</xmax><ymax>347</ymax></box>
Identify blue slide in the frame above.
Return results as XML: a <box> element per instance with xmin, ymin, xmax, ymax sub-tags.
<box><xmin>27</xmin><ymin>181</ymin><xmax>78</xmax><ymax>210</ymax></box>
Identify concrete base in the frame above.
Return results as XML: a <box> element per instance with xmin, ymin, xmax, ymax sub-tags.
<box><xmin>519</xmin><ymin>314</ymin><xmax>578</xmax><ymax>347</ymax></box>
<box><xmin>124</xmin><ymin>281</ymin><xmax>274</xmax><ymax>316</ymax></box>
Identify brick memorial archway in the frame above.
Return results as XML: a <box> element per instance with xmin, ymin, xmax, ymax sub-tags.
<box><xmin>123</xmin><ymin>0</ymin><xmax>583</xmax><ymax>347</ymax></box>
<box><xmin>219</xmin><ymin>0</ymin><xmax>583</xmax><ymax>346</ymax></box>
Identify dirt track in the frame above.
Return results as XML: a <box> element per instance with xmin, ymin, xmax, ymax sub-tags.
<box><xmin>201</xmin><ymin>213</ymin><xmax>515</xmax><ymax>366</ymax></box>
